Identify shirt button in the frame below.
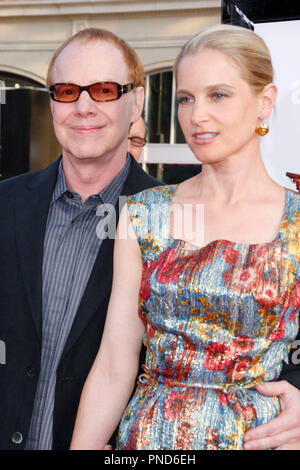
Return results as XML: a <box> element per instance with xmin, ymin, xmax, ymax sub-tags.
<box><xmin>25</xmin><ymin>366</ymin><xmax>36</xmax><ymax>378</ymax></box>
<box><xmin>60</xmin><ymin>375</ymin><xmax>74</xmax><ymax>382</ymax></box>
<box><xmin>12</xmin><ymin>432</ymin><xmax>23</xmax><ymax>444</ymax></box>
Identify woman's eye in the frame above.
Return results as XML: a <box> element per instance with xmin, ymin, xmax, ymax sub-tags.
<box><xmin>212</xmin><ymin>92</ymin><xmax>226</xmax><ymax>100</ymax></box>
<box><xmin>177</xmin><ymin>96</ymin><xmax>193</xmax><ymax>104</ymax></box>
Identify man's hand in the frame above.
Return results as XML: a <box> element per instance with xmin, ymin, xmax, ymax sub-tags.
<box><xmin>244</xmin><ymin>381</ymin><xmax>300</xmax><ymax>450</ymax></box>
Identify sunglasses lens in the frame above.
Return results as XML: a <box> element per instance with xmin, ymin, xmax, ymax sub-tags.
<box><xmin>52</xmin><ymin>84</ymin><xmax>80</xmax><ymax>102</ymax></box>
<box><xmin>90</xmin><ymin>83</ymin><xmax>119</xmax><ymax>102</ymax></box>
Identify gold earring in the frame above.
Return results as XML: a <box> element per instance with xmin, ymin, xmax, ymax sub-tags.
<box><xmin>256</xmin><ymin>121</ymin><xmax>269</xmax><ymax>136</ymax></box>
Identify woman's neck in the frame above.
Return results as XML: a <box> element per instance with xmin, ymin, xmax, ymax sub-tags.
<box><xmin>193</xmin><ymin>149</ymin><xmax>280</xmax><ymax>205</ymax></box>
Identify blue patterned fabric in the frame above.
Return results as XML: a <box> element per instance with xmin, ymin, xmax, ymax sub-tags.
<box><xmin>117</xmin><ymin>185</ymin><xmax>300</xmax><ymax>450</ymax></box>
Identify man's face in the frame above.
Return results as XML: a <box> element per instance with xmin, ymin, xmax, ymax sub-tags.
<box><xmin>128</xmin><ymin>117</ymin><xmax>146</xmax><ymax>161</ymax></box>
<box><xmin>50</xmin><ymin>39</ymin><xmax>144</xmax><ymax>165</ymax></box>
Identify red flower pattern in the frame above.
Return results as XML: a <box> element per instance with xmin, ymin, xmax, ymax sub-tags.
<box><xmin>233</xmin><ymin>336</ymin><xmax>254</xmax><ymax>354</ymax></box>
<box><xmin>223</xmin><ymin>245</ymin><xmax>240</xmax><ymax>265</ymax></box>
<box><xmin>223</xmin><ymin>264</ymin><xmax>259</xmax><ymax>293</ymax></box>
<box><xmin>204</xmin><ymin>341</ymin><xmax>235</xmax><ymax>371</ymax></box>
<box><xmin>162</xmin><ymin>389</ymin><xmax>193</xmax><ymax>421</ymax></box>
<box><xmin>226</xmin><ymin>356</ymin><xmax>253</xmax><ymax>382</ymax></box>
<box><xmin>255</xmin><ymin>279</ymin><xmax>280</xmax><ymax>309</ymax></box>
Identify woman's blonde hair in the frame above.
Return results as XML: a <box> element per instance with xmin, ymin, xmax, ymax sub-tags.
<box><xmin>46</xmin><ymin>27</ymin><xmax>145</xmax><ymax>89</ymax></box>
<box><xmin>174</xmin><ymin>24</ymin><xmax>274</xmax><ymax>93</ymax></box>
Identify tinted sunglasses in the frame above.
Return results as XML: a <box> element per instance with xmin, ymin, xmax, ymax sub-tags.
<box><xmin>49</xmin><ymin>82</ymin><xmax>136</xmax><ymax>103</ymax></box>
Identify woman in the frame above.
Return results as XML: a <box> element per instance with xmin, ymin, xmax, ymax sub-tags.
<box><xmin>70</xmin><ymin>25</ymin><xmax>300</xmax><ymax>450</ymax></box>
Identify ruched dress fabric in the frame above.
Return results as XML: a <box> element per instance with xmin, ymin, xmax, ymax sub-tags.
<box><xmin>117</xmin><ymin>185</ymin><xmax>300</xmax><ymax>450</ymax></box>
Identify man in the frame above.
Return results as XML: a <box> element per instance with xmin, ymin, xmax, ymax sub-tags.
<box><xmin>128</xmin><ymin>116</ymin><xmax>147</xmax><ymax>161</ymax></box>
<box><xmin>0</xmin><ymin>28</ymin><xmax>159</xmax><ymax>450</ymax></box>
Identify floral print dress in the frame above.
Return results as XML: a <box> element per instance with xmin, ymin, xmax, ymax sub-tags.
<box><xmin>117</xmin><ymin>185</ymin><xmax>300</xmax><ymax>450</ymax></box>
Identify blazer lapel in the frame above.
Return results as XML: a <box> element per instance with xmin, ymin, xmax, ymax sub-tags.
<box><xmin>15</xmin><ymin>159</ymin><xmax>60</xmax><ymax>340</ymax></box>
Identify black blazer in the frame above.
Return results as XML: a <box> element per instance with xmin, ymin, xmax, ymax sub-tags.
<box><xmin>0</xmin><ymin>156</ymin><xmax>160</xmax><ymax>450</ymax></box>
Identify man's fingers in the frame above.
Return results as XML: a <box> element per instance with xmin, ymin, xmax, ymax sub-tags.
<box><xmin>244</xmin><ymin>429</ymin><xmax>298</xmax><ymax>450</ymax></box>
<box><xmin>244</xmin><ymin>411</ymin><xmax>295</xmax><ymax>442</ymax></box>
<box><xmin>244</xmin><ymin>381</ymin><xmax>300</xmax><ymax>450</ymax></box>
<box><xmin>255</xmin><ymin>380</ymin><xmax>290</xmax><ymax>397</ymax></box>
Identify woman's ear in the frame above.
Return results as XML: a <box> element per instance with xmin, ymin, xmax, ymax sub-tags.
<box><xmin>258</xmin><ymin>83</ymin><xmax>277</xmax><ymax>120</ymax></box>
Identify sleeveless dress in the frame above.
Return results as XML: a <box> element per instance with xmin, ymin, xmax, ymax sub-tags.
<box><xmin>117</xmin><ymin>185</ymin><xmax>300</xmax><ymax>450</ymax></box>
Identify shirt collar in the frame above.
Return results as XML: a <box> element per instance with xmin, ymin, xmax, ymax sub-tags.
<box><xmin>51</xmin><ymin>159</ymin><xmax>69</xmax><ymax>203</ymax></box>
<box><xmin>99</xmin><ymin>152</ymin><xmax>131</xmax><ymax>205</ymax></box>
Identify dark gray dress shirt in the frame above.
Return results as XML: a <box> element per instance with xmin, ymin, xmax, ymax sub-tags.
<box><xmin>25</xmin><ymin>155</ymin><xmax>131</xmax><ymax>449</ymax></box>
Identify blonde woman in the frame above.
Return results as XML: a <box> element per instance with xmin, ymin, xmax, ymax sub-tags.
<box><xmin>71</xmin><ymin>25</ymin><xmax>300</xmax><ymax>450</ymax></box>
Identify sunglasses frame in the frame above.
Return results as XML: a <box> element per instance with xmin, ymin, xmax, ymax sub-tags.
<box><xmin>49</xmin><ymin>81</ymin><xmax>136</xmax><ymax>103</ymax></box>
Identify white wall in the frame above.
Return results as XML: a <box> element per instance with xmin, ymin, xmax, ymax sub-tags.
<box><xmin>255</xmin><ymin>21</ymin><xmax>300</xmax><ymax>190</ymax></box>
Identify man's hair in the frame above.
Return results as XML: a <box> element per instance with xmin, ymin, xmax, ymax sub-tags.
<box><xmin>46</xmin><ymin>27</ymin><xmax>145</xmax><ymax>89</ymax></box>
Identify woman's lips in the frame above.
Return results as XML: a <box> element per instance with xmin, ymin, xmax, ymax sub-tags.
<box><xmin>192</xmin><ymin>132</ymin><xmax>218</xmax><ymax>144</ymax></box>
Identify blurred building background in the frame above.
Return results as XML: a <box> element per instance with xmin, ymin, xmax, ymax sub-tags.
<box><xmin>0</xmin><ymin>0</ymin><xmax>221</xmax><ymax>182</ymax></box>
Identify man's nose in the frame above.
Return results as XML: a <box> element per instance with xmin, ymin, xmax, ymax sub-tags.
<box><xmin>74</xmin><ymin>90</ymin><xmax>97</xmax><ymax>115</ymax></box>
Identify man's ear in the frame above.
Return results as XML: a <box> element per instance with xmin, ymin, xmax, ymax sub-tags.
<box><xmin>50</xmin><ymin>99</ymin><xmax>54</xmax><ymax>116</ymax></box>
<box><xmin>258</xmin><ymin>83</ymin><xmax>277</xmax><ymax>120</ymax></box>
<box><xmin>132</xmin><ymin>86</ymin><xmax>145</xmax><ymax>123</ymax></box>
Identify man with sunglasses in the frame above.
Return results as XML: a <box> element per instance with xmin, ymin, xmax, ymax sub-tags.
<box><xmin>128</xmin><ymin>116</ymin><xmax>147</xmax><ymax>162</ymax></box>
<box><xmin>0</xmin><ymin>28</ymin><xmax>159</xmax><ymax>450</ymax></box>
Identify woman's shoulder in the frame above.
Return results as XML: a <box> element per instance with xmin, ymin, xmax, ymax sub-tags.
<box><xmin>127</xmin><ymin>184</ymin><xmax>177</xmax><ymax>206</ymax></box>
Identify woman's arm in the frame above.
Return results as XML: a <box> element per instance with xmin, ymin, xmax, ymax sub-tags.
<box><xmin>70</xmin><ymin>204</ymin><xmax>145</xmax><ymax>449</ymax></box>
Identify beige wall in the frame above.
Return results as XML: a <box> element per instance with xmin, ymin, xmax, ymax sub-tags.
<box><xmin>0</xmin><ymin>0</ymin><xmax>221</xmax><ymax>84</ymax></box>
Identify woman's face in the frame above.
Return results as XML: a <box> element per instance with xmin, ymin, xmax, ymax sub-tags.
<box><xmin>176</xmin><ymin>48</ymin><xmax>263</xmax><ymax>165</ymax></box>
